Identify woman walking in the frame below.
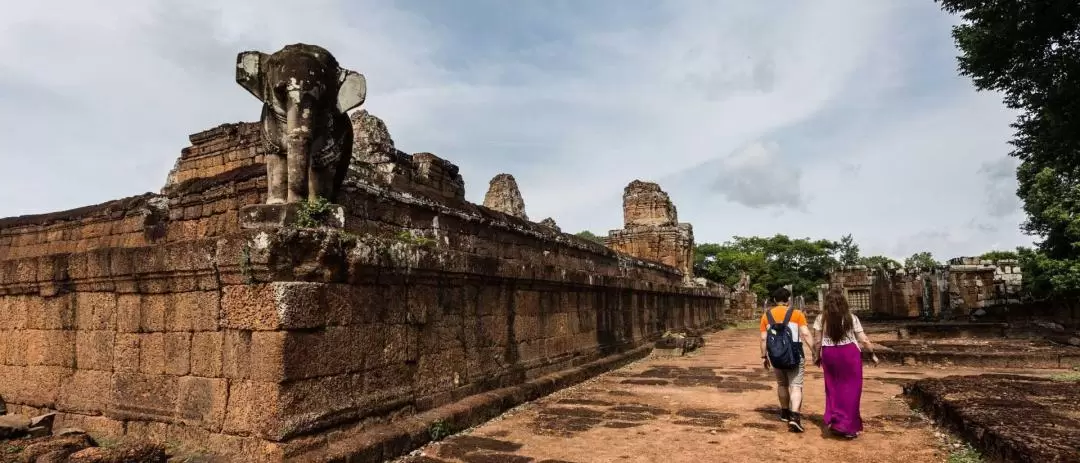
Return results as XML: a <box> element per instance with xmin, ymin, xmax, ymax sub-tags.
<box><xmin>811</xmin><ymin>287</ymin><xmax>879</xmax><ymax>438</ymax></box>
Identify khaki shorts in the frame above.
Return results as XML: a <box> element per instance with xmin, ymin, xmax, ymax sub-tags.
<box><xmin>773</xmin><ymin>361</ymin><xmax>805</xmax><ymax>388</ymax></box>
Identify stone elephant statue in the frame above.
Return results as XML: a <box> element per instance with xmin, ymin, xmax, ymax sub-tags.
<box><xmin>235</xmin><ymin>43</ymin><xmax>367</xmax><ymax>204</ymax></box>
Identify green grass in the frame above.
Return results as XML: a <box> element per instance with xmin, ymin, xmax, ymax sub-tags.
<box><xmin>1049</xmin><ymin>371</ymin><xmax>1080</xmax><ymax>382</ymax></box>
<box><xmin>728</xmin><ymin>320</ymin><xmax>760</xmax><ymax>330</ymax></box>
<box><xmin>947</xmin><ymin>445</ymin><xmax>983</xmax><ymax>463</ymax></box>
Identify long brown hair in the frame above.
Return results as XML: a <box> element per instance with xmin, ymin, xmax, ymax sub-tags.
<box><xmin>822</xmin><ymin>287</ymin><xmax>853</xmax><ymax>344</ymax></box>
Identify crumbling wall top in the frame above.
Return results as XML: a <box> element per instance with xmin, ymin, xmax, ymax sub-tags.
<box><xmin>483</xmin><ymin>174</ymin><xmax>528</xmax><ymax>220</ymax></box>
<box><xmin>623</xmin><ymin>180</ymin><xmax>677</xmax><ymax>228</ymax></box>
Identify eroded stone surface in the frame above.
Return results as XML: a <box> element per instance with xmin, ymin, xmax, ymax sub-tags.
<box><xmin>483</xmin><ymin>174</ymin><xmax>528</xmax><ymax>220</ymax></box>
<box><xmin>907</xmin><ymin>374</ymin><xmax>1080</xmax><ymax>462</ymax></box>
<box><xmin>347</xmin><ymin>110</ymin><xmax>465</xmax><ymax>202</ymax></box>
<box><xmin>605</xmin><ymin>180</ymin><xmax>696</xmax><ymax>282</ymax></box>
<box><xmin>539</xmin><ymin>217</ymin><xmax>560</xmax><ymax>232</ymax></box>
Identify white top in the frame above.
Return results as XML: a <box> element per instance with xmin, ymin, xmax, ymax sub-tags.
<box><xmin>812</xmin><ymin>313</ymin><xmax>864</xmax><ymax>349</ymax></box>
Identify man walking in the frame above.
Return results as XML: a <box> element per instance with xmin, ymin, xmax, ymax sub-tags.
<box><xmin>760</xmin><ymin>286</ymin><xmax>815</xmax><ymax>432</ymax></box>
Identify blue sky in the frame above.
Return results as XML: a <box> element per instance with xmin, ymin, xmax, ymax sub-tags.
<box><xmin>0</xmin><ymin>0</ymin><xmax>1031</xmax><ymax>260</ymax></box>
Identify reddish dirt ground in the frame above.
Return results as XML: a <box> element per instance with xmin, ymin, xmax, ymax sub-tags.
<box><xmin>395</xmin><ymin>327</ymin><xmax>1062</xmax><ymax>463</ymax></box>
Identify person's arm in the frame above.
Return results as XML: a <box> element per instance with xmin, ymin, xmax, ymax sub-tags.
<box><xmin>799</xmin><ymin>324</ymin><xmax>818</xmax><ymax>365</ymax></box>
<box><xmin>853</xmin><ymin>317</ymin><xmax>879</xmax><ymax>365</ymax></box>
<box><xmin>759</xmin><ymin>329</ymin><xmax>771</xmax><ymax>369</ymax></box>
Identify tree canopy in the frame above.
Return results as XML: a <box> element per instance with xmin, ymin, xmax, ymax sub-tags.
<box><xmin>937</xmin><ymin>0</ymin><xmax>1080</xmax><ymax>296</ymax></box>
<box><xmin>903</xmin><ymin>252</ymin><xmax>940</xmax><ymax>271</ymax></box>
<box><xmin>694</xmin><ymin>234</ymin><xmax>840</xmax><ymax>301</ymax></box>
<box><xmin>574</xmin><ymin>230</ymin><xmax>605</xmax><ymax>244</ymax></box>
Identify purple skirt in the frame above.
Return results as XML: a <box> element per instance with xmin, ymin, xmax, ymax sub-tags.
<box><xmin>821</xmin><ymin>343</ymin><xmax>864</xmax><ymax>435</ymax></box>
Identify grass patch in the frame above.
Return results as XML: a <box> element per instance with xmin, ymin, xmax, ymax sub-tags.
<box><xmin>947</xmin><ymin>444</ymin><xmax>983</xmax><ymax>463</ymax></box>
<box><xmin>728</xmin><ymin>320</ymin><xmax>760</xmax><ymax>330</ymax></box>
<box><xmin>1049</xmin><ymin>372</ymin><xmax>1080</xmax><ymax>382</ymax></box>
<box><xmin>4</xmin><ymin>444</ymin><xmax>24</xmax><ymax>454</ymax></box>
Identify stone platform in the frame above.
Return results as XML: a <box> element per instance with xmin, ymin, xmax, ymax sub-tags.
<box><xmin>905</xmin><ymin>374</ymin><xmax>1080</xmax><ymax>462</ymax></box>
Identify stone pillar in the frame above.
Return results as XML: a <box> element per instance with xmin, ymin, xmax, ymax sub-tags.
<box><xmin>483</xmin><ymin>174</ymin><xmax>528</xmax><ymax>220</ymax></box>
<box><xmin>604</xmin><ymin>180</ymin><xmax>695</xmax><ymax>283</ymax></box>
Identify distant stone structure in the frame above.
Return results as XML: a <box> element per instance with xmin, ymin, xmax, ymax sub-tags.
<box><xmin>605</xmin><ymin>181</ymin><xmax>695</xmax><ymax>283</ymax></box>
<box><xmin>482</xmin><ymin>174</ymin><xmax>528</xmax><ymax>220</ymax></box>
<box><xmin>825</xmin><ymin>257</ymin><xmax>1024</xmax><ymax>319</ymax></box>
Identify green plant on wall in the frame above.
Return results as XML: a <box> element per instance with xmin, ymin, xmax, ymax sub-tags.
<box><xmin>295</xmin><ymin>196</ymin><xmax>334</xmax><ymax>228</ymax></box>
<box><xmin>395</xmin><ymin>230</ymin><xmax>436</xmax><ymax>247</ymax></box>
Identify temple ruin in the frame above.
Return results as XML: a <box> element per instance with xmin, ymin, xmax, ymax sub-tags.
<box><xmin>0</xmin><ymin>44</ymin><xmax>727</xmax><ymax>462</ymax></box>
<box><xmin>605</xmin><ymin>181</ymin><xmax>695</xmax><ymax>283</ymax></box>
<box><xmin>823</xmin><ymin>257</ymin><xmax>1025</xmax><ymax>319</ymax></box>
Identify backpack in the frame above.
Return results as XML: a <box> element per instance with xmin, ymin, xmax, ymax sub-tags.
<box><xmin>765</xmin><ymin>306</ymin><xmax>802</xmax><ymax>370</ymax></box>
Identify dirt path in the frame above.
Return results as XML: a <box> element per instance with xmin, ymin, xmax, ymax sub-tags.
<box><xmin>397</xmin><ymin>328</ymin><xmax>975</xmax><ymax>463</ymax></box>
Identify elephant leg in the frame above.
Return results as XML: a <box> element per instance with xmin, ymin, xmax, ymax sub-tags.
<box><xmin>286</xmin><ymin>146</ymin><xmax>310</xmax><ymax>203</ymax></box>
<box><xmin>266</xmin><ymin>152</ymin><xmax>288</xmax><ymax>204</ymax></box>
<box><xmin>328</xmin><ymin>118</ymin><xmax>355</xmax><ymax>203</ymax></box>
<box><xmin>308</xmin><ymin>163</ymin><xmax>331</xmax><ymax>202</ymax></box>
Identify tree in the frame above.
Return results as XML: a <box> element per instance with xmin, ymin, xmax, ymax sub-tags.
<box><xmin>937</xmin><ymin>0</ymin><xmax>1080</xmax><ymax>296</ymax></box>
<box><xmin>574</xmin><ymin>230</ymin><xmax>604</xmax><ymax>244</ymax></box>
<box><xmin>837</xmin><ymin>234</ymin><xmax>860</xmax><ymax>266</ymax></box>
<box><xmin>858</xmin><ymin>255</ymin><xmax>901</xmax><ymax>270</ymax></box>
<box><xmin>695</xmin><ymin>234</ymin><xmax>840</xmax><ymax>301</ymax></box>
<box><xmin>903</xmin><ymin>252</ymin><xmax>940</xmax><ymax>271</ymax></box>
<box><xmin>980</xmin><ymin>250</ymin><xmax>1019</xmax><ymax>261</ymax></box>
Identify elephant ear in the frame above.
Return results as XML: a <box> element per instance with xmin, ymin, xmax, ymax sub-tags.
<box><xmin>336</xmin><ymin>69</ymin><xmax>367</xmax><ymax>113</ymax></box>
<box><xmin>236</xmin><ymin>51</ymin><xmax>268</xmax><ymax>101</ymax></box>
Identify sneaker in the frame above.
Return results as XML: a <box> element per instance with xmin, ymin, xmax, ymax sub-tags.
<box><xmin>788</xmin><ymin>413</ymin><xmax>805</xmax><ymax>433</ymax></box>
<box><xmin>779</xmin><ymin>408</ymin><xmax>791</xmax><ymax>423</ymax></box>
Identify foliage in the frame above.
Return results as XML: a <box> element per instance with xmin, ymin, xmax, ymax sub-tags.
<box><xmin>836</xmin><ymin>234</ymin><xmax>860</xmax><ymax>266</ymax></box>
<box><xmin>295</xmin><ymin>196</ymin><xmax>334</xmax><ymax>228</ymax></box>
<box><xmin>859</xmin><ymin>255</ymin><xmax>901</xmax><ymax>270</ymax></box>
<box><xmin>947</xmin><ymin>444</ymin><xmax>983</xmax><ymax>463</ymax></box>
<box><xmin>980</xmin><ymin>250</ymin><xmax>1019</xmax><ymax>261</ymax></box>
<box><xmin>903</xmin><ymin>251</ymin><xmax>940</xmax><ymax>271</ymax></box>
<box><xmin>574</xmin><ymin>230</ymin><xmax>605</xmax><ymax>244</ymax></box>
<box><xmin>428</xmin><ymin>419</ymin><xmax>453</xmax><ymax>441</ymax></box>
<box><xmin>394</xmin><ymin>230</ymin><xmax>436</xmax><ymax>247</ymax></box>
<box><xmin>694</xmin><ymin>234</ymin><xmax>839</xmax><ymax>301</ymax></box>
<box><xmin>937</xmin><ymin>0</ymin><xmax>1080</xmax><ymax>298</ymax></box>
<box><xmin>1018</xmin><ymin>246</ymin><xmax>1080</xmax><ymax>298</ymax></box>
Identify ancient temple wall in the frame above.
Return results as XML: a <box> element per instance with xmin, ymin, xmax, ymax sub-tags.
<box><xmin>0</xmin><ymin>123</ymin><xmax>727</xmax><ymax>460</ymax></box>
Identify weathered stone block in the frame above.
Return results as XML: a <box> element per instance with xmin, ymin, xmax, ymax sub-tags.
<box><xmin>116</xmin><ymin>294</ymin><xmax>141</xmax><ymax>333</ymax></box>
<box><xmin>238</xmin><ymin>203</ymin><xmax>345</xmax><ymax>230</ymax></box>
<box><xmin>26</xmin><ymin>330</ymin><xmax>76</xmax><ymax>367</ymax></box>
<box><xmin>223</xmin><ymin>380</ymin><xmax>280</xmax><ymax>438</ymax></box>
<box><xmin>176</xmin><ymin>376</ymin><xmax>228</xmax><ymax>430</ymax></box>
<box><xmin>164</xmin><ymin>332</ymin><xmax>192</xmax><ymax>376</ymax></box>
<box><xmin>75</xmin><ymin>330</ymin><xmax>114</xmax><ymax>371</ymax></box>
<box><xmin>109</xmin><ymin>372</ymin><xmax>179</xmax><ymax>421</ymax></box>
<box><xmin>57</xmin><ymin>369</ymin><xmax>112</xmax><ymax>414</ymax></box>
<box><xmin>222</xmin><ymin>282</ymin><xmax>327</xmax><ymax>330</ymax></box>
<box><xmin>74</xmin><ymin>292</ymin><xmax>117</xmax><ymax>330</ymax></box>
<box><xmin>138</xmin><ymin>332</ymin><xmax>166</xmax><ymax>375</ymax></box>
<box><xmin>190</xmin><ymin>331</ymin><xmax>224</xmax><ymax>377</ymax></box>
<box><xmin>222</xmin><ymin>330</ymin><xmax>253</xmax><ymax>379</ymax></box>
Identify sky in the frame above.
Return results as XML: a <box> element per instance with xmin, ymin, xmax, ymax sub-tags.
<box><xmin>0</xmin><ymin>0</ymin><xmax>1034</xmax><ymax>261</ymax></box>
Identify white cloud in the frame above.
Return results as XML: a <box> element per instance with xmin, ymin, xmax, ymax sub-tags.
<box><xmin>710</xmin><ymin>141</ymin><xmax>806</xmax><ymax>210</ymax></box>
<box><xmin>0</xmin><ymin>0</ymin><xmax>1035</xmax><ymax>262</ymax></box>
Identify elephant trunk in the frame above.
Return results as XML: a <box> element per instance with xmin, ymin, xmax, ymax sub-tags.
<box><xmin>285</xmin><ymin>89</ymin><xmax>314</xmax><ymax>203</ymax></box>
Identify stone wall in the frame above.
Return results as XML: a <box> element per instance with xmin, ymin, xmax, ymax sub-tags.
<box><xmin>0</xmin><ymin>120</ymin><xmax>726</xmax><ymax>461</ymax></box>
<box><xmin>826</xmin><ymin>258</ymin><xmax>1024</xmax><ymax>319</ymax></box>
<box><xmin>605</xmin><ymin>181</ymin><xmax>695</xmax><ymax>283</ymax></box>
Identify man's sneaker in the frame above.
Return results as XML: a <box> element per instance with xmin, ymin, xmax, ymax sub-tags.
<box><xmin>779</xmin><ymin>408</ymin><xmax>791</xmax><ymax>423</ymax></box>
<box><xmin>788</xmin><ymin>413</ymin><xmax>805</xmax><ymax>433</ymax></box>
